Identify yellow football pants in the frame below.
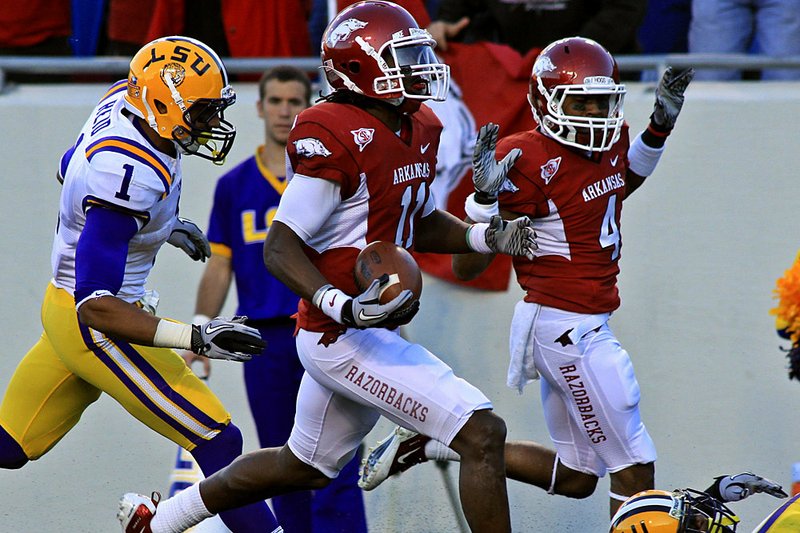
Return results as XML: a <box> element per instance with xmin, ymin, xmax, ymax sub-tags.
<box><xmin>0</xmin><ymin>283</ymin><xmax>230</xmax><ymax>460</ymax></box>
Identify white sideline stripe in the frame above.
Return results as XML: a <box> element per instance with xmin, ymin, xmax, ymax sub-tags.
<box><xmin>90</xmin><ymin>329</ymin><xmax>221</xmax><ymax>440</ymax></box>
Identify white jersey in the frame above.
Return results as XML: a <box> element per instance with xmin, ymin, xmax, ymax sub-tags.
<box><xmin>51</xmin><ymin>81</ymin><xmax>183</xmax><ymax>303</ymax></box>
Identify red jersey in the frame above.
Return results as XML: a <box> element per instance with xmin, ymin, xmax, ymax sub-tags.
<box><xmin>498</xmin><ymin>125</ymin><xmax>631</xmax><ymax>314</ymax></box>
<box><xmin>286</xmin><ymin>102</ymin><xmax>442</xmax><ymax>332</ymax></box>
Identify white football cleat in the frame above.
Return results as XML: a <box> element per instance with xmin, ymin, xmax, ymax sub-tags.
<box><xmin>118</xmin><ymin>492</ymin><xmax>160</xmax><ymax>533</ymax></box>
<box><xmin>359</xmin><ymin>426</ymin><xmax>430</xmax><ymax>491</ymax></box>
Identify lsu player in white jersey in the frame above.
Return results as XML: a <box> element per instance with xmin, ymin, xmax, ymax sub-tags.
<box><xmin>0</xmin><ymin>36</ymin><xmax>283</xmax><ymax>533</ymax></box>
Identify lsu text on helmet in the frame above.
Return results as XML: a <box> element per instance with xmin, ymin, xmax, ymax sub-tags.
<box><xmin>529</xmin><ymin>36</ymin><xmax>626</xmax><ymax>152</ymax></box>
<box><xmin>610</xmin><ymin>489</ymin><xmax>740</xmax><ymax>533</ymax></box>
<box><xmin>124</xmin><ymin>35</ymin><xmax>236</xmax><ymax>163</ymax></box>
<box><xmin>321</xmin><ymin>0</ymin><xmax>449</xmax><ymax>105</ymax></box>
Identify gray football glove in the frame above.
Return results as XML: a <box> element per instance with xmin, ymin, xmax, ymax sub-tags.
<box><xmin>167</xmin><ymin>217</ymin><xmax>211</xmax><ymax>262</ymax></box>
<box><xmin>342</xmin><ymin>275</ymin><xmax>415</xmax><ymax>329</ymax></box>
<box><xmin>472</xmin><ymin>123</ymin><xmax>521</xmax><ymax>202</ymax></box>
<box><xmin>485</xmin><ymin>215</ymin><xmax>537</xmax><ymax>260</ymax></box>
<box><xmin>651</xmin><ymin>67</ymin><xmax>695</xmax><ymax>131</ymax></box>
<box><xmin>191</xmin><ymin>316</ymin><xmax>265</xmax><ymax>362</ymax></box>
<box><xmin>715</xmin><ymin>472</ymin><xmax>788</xmax><ymax>502</ymax></box>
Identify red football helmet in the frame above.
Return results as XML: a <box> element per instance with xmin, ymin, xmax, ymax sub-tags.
<box><xmin>528</xmin><ymin>36</ymin><xmax>626</xmax><ymax>152</ymax></box>
<box><xmin>321</xmin><ymin>0</ymin><xmax>449</xmax><ymax>104</ymax></box>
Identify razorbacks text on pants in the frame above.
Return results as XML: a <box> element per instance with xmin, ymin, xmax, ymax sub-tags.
<box><xmin>344</xmin><ymin>364</ymin><xmax>429</xmax><ymax>422</ymax></box>
<box><xmin>559</xmin><ymin>364</ymin><xmax>607</xmax><ymax>444</ymax></box>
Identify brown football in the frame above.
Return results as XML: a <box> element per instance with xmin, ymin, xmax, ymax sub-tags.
<box><xmin>354</xmin><ymin>241</ymin><xmax>423</xmax><ymax>304</ymax></box>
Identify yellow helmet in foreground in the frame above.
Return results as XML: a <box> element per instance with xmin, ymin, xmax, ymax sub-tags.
<box><xmin>124</xmin><ymin>35</ymin><xmax>236</xmax><ymax>162</ymax></box>
<box><xmin>610</xmin><ymin>489</ymin><xmax>740</xmax><ymax>533</ymax></box>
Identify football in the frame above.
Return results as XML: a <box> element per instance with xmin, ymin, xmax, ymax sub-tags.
<box><xmin>354</xmin><ymin>241</ymin><xmax>423</xmax><ymax>304</ymax></box>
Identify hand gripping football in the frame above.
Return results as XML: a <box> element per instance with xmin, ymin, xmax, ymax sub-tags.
<box><xmin>354</xmin><ymin>241</ymin><xmax>423</xmax><ymax>305</ymax></box>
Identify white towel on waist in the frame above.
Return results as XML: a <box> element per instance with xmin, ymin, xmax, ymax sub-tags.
<box><xmin>507</xmin><ymin>300</ymin><xmax>540</xmax><ymax>394</ymax></box>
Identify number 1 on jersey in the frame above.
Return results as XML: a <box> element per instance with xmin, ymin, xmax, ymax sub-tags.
<box><xmin>599</xmin><ymin>194</ymin><xmax>620</xmax><ymax>260</ymax></box>
<box><xmin>395</xmin><ymin>182</ymin><xmax>427</xmax><ymax>248</ymax></box>
<box><xmin>115</xmin><ymin>163</ymin><xmax>134</xmax><ymax>201</ymax></box>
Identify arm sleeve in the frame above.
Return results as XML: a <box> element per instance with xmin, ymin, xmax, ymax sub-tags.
<box><xmin>273</xmin><ymin>174</ymin><xmax>342</xmax><ymax>243</ymax></box>
<box><xmin>74</xmin><ymin>206</ymin><xmax>139</xmax><ymax>305</ymax></box>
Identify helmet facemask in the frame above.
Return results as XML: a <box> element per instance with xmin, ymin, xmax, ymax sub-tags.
<box><xmin>171</xmin><ymin>87</ymin><xmax>237</xmax><ymax>163</ymax></box>
<box><xmin>371</xmin><ymin>29</ymin><xmax>449</xmax><ymax>102</ymax></box>
<box><xmin>532</xmin><ymin>77</ymin><xmax>625</xmax><ymax>152</ymax></box>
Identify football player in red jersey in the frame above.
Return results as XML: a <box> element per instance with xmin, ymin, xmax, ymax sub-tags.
<box><xmin>118</xmin><ymin>2</ymin><xmax>537</xmax><ymax>532</ymax></box>
<box><xmin>358</xmin><ymin>36</ymin><xmax>695</xmax><ymax>518</ymax></box>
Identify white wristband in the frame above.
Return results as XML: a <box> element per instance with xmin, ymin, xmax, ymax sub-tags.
<box><xmin>466</xmin><ymin>223</ymin><xmax>493</xmax><ymax>254</ymax></box>
<box><xmin>628</xmin><ymin>132</ymin><xmax>665</xmax><ymax>177</ymax></box>
<box><xmin>313</xmin><ymin>285</ymin><xmax>350</xmax><ymax>324</ymax></box>
<box><xmin>464</xmin><ymin>192</ymin><xmax>499</xmax><ymax>223</ymax></box>
<box><xmin>153</xmin><ymin>319</ymin><xmax>193</xmax><ymax>349</ymax></box>
<box><xmin>192</xmin><ymin>314</ymin><xmax>211</xmax><ymax>326</ymax></box>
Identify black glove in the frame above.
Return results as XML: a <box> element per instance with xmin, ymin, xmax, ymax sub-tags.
<box><xmin>650</xmin><ymin>67</ymin><xmax>694</xmax><ymax>132</ymax></box>
<box><xmin>167</xmin><ymin>217</ymin><xmax>211</xmax><ymax>262</ymax></box>
<box><xmin>191</xmin><ymin>316</ymin><xmax>266</xmax><ymax>362</ymax></box>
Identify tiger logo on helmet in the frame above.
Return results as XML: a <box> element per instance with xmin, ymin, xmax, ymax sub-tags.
<box><xmin>610</xmin><ymin>489</ymin><xmax>740</xmax><ymax>533</ymax></box>
<box><xmin>123</xmin><ymin>36</ymin><xmax>236</xmax><ymax>163</ymax></box>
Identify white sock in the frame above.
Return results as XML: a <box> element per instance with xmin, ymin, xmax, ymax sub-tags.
<box><xmin>425</xmin><ymin>440</ymin><xmax>460</xmax><ymax>462</ymax></box>
<box><xmin>151</xmin><ymin>483</ymin><xmax>213</xmax><ymax>533</ymax></box>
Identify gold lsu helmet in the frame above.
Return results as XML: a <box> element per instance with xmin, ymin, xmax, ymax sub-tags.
<box><xmin>123</xmin><ymin>35</ymin><xmax>236</xmax><ymax>163</ymax></box>
<box><xmin>610</xmin><ymin>489</ymin><xmax>740</xmax><ymax>533</ymax></box>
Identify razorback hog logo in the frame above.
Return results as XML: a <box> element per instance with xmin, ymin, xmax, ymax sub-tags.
<box><xmin>533</xmin><ymin>55</ymin><xmax>556</xmax><ymax>76</ymax></box>
<box><xmin>293</xmin><ymin>138</ymin><xmax>332</xmax><ymax>158</ymax></box>
<box><xmin>327</xmin><ymin>18</ymin><xmax>368</xmax><ymax>46</ymax></box>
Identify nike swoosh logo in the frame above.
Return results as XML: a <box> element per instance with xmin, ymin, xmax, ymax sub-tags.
<box><xmin>420</xmin><ymin>143</ymin><xmax>431</xmax><ymax>154</ymax></box>
<box><xmin>396</xmin><ymin>449</ymin><xmax>418</xmax><ymax>465</ymax></box>
<box><xmin>329</xmin><ymin>294</ymin><xmax>337</xmax><ymax>307</ymax></box>
<box><xmin>204</xmin><ymin>323</ymin><xmax>232</xmax><ymax>335</ymax></box>
<box><xmin>358</xmin><ymin>309</ymin><xmax>386</xmax><ymax>322</ymax></box>
<box><xmin>610</xmin><ymin>155</ymin><xmax>619</xmax><ymax>166</ymax></box>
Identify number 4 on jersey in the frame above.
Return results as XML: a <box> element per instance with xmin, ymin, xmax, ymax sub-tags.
<box><xmin>599</xmin><ymin>194</ymin><xmax>620</xmax><ymax>260</ymax></box>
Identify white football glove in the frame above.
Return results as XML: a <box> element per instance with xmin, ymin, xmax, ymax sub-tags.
<box><xmin>190</xmin><ymin>316</ymin><xmax>265</xmax><ymax>362</ymax></box>
<box><xmin>343</xmin><ymin>275</ymin><xmax>415</xmax><ymax>329</ymax></box>
<box><xmin>472</xmin><ymin>123</ymin><xmax>521</xmax><ymax>201</ymax></box>
<box><xmin>651</xmin><ymin>67</ymin><xmax>694</xmax><ymax>131</ymax></box>
<box><xmin>715</xmin><ymin>472</ymin><xmax>788</xmax><ymax>502</ymax></box>
<box><xmin>485</xmin><ymin>215</ymin><xmax>538</xmax><ymax>260</ymax></box>
<box><xmin>167</xmin><ymin>217</ymin><xmax>211</xmax><ymax>262</ymax></box>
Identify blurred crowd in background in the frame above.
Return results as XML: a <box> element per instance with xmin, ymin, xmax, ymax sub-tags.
<box><xmin>2</xmin><ymin>0</ymin><xmax>800</xmax><ymax>84</ymax></box>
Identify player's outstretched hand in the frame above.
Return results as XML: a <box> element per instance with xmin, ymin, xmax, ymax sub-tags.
<box><xmin>342</xmin><ymin>275</ymin><xmax>415</xmax><ymax>329</ymax></box>
<box><xmin>472</xmin><ymin>123</ymin><xmax>521</xmax><ymax>202</ymax></box>
<box><xmin>651</xmin><ymin>67</ymin><xmax>694</xmax><ymax>131</ymax></box>
<box><xmin>167</xmin><ymin>217</ymin><xmax>212</xmax><ymax>262</ymax></box>
<box><xmin>191</xmin><ymin>316</ymin><xmax>265</xmax><ymax>362</ymax></box>
<box><xmin>715</xmin><ymin>472</ymin><xmax>788</xmax><ymax>502</ymax></box>
<box><xmin>485</xmin><ymin>215</ymin><xmax>537</xmax><ymax>260</ymax></box>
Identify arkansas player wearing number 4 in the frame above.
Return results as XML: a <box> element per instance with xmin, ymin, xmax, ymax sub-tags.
<box><xmin>361</xmin><ymin>36</ymin><xmax>695</xmax><ymax>519</ymax></box>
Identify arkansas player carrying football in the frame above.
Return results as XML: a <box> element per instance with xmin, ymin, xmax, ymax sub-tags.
<box><xmin>119</xmin><ymin>2</ymin><xmax>537</xmax><ymax>533</ymax></box>
<box><xmin>359</xmin><ymin>36</ymin><xmax>695</xmax><ymax>520</ymax></box>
